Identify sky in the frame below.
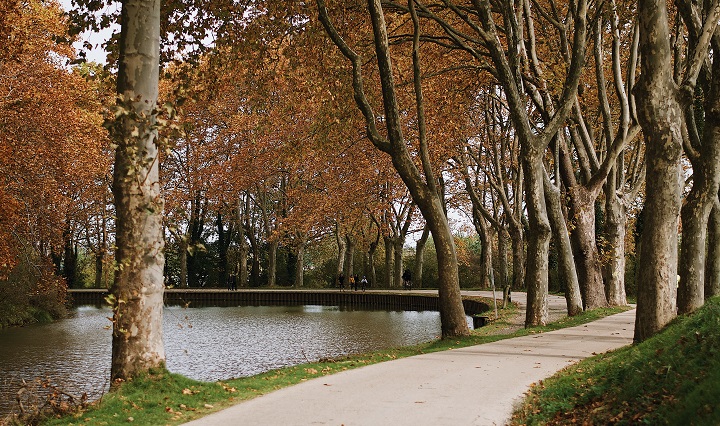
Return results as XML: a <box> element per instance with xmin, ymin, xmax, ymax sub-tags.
<box><xmin>58</xmin><ymin>0</ymin><xmax>116</xmax><ymax>64</ymax></box>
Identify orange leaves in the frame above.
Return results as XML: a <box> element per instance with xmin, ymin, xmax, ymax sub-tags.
<box><xmin>0</xmin><ymin>0</ymin><xmax>110</xmax><ymax>272</ymax></box>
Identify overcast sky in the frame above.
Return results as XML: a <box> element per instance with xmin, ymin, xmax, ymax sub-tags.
<box><xmin>58</xmin><ymin>0</ymin><xmax>116</xmax><ymax>64</ymax></box>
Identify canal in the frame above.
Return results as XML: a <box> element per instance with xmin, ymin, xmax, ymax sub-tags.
<box><xmin>0</xmin><ymin>304</ymin><xmax>472</xmax><ymax>416</ymax></box>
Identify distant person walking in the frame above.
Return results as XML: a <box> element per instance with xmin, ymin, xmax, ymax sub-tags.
<box><xmin>349</xmin><ymin>275</ymin><xmax>356</xmax><ymax>291</ymax></box>
<box><xmin>338</xmin><ymin>273</ymin><xmax>345</xmax><ymax>291</ymax></box>
<box><xmin>228</xmin><ymin>274</ymin><xmax>238</xmax><ymax>291</ymax></box>
<box><xmin>360</xmin><ymin>276</ymin><xmax>368</xmax><ymax>291</ymax></box>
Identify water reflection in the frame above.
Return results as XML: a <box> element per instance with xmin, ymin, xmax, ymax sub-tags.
<box><xmin>0</xmin><ymin>305</ymin><xmax>466</xmax><ymax>415</ymax></box>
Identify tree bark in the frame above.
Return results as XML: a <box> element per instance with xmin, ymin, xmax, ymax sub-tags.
<box><xmin>63</xmin><ymin>229</ymin><xmax>78</xmax><ymax>288</ymax></box>
<box><xmin>216</xmin><ymin>213</ymin><xmax>230</xmax><ymax>288</ymax></box>
<box><xmin>345</xmin><ymin>234</ymin><xmax>356</xmax><ymax>279</ymax></box>
<box><xmin>368</xmin><ymin>239</ymin><xmax>378</xmax><ymax>288</ymax></box>
<box><xmin>604</xmin><ymin>175</ymin><xmax>628</xmax><ymax>306</ymax></box>
<box><xmin>556</xmin><ymin>132</ymin><xmax>609</xmax><ymax>310</ymax></box>
<box><xmin>393</xmin><ymin>237</ymin><xmax>404</xmax><ymax>288</ymax></box>
<box><xmin>94</xmin><ymin>248</ymin><xmax>104</xmax><ymax>288</ymax></box>
<box><xmin>237</xmin><ymin>211</ymin><xmax>249</xmax><ymax>287</ymax></box>
<box><xmin>413</xmin><ymin>226</ymin><xmax>429</xmax><ymax>288</ymax></box>
<box><xmin>335</xmin><ymin>225</ymin><xmax>346</xmax><ymax>287</ymax></box>
<box><xmin>543</xmin><ymin>170</ymin><xmax>583</xmax><ymax>316</ymax></box>
<box><xmin>110</xmin><ymin>0</ymin><xmax>164</xmax><ymax>383</ymax></box>
<box><xmin>178</xmin><ymin>239</ymin><xmax>188</xmax><ymax>287</ymax></box>
<box><xmin>267</xmin><ymin>240</ymin><xmax>278</xmax><ymax>287</ymax></box>
<box><xmin>678</xmin><ymin>48</ymin><xmax>720</xmax><ymax>314</ymax></box>
<box><xmin>498</xmin><ymin>227</ymin><xmax>511</xmax><ymax>308</ymax></box>
<box><xmin>294</xmin><ymin>242</ymin><xmax>304</xmax><ymax>287</ymax></box>
<box><xmin>634</xmin><ymin>0</ymin><xmax>682</xmax><ymax>342</ymax></box>
<box><xmin>509</xmin><ymin>222</ymin><xmax>526</xmax><ymax>291</ymax></box>
<box><xmin>567</xmin><ymin>186</ymin><xmax>608</xmax><ymax>309</ymax></box>
<box><xmin>383</xmin><ymin>235</ymin><xmax>393</xmax><ymax>287</ymax></box>
<box><xmin>706</xmin><ymin>199</ymin><xmax>720</xmax><ymax>297</ymax></box>
<box><xmin>238</xmin><ymin>238</ymin><xmax>249</xmax><ymax>288</ymax></box>
<box><xmin>523</xmin><ymin>155</ymin><xmax>551</xmax><ymax>326</ymax></box>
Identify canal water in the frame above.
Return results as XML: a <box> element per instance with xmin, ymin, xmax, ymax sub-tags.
<box><xmin>0</xmin><ymin>305</ymin><xmax>469</xmax><ymax>415</ymax></box>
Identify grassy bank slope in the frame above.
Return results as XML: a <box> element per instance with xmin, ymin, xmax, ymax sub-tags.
<box><xmin>513</xmin><ymin>297</ymin><xmax>720</xmax><ymax>425</ymax></box>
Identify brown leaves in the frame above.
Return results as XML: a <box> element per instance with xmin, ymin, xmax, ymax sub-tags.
<box><xmin>0</xmin><ymin>0</ymin><xmax>110</xmax><ymax>274</ymax></box>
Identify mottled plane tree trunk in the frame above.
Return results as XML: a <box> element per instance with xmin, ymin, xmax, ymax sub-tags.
<box><xmin>110</xmin><ymin>0</ymin><xmax>165</xmax><ymax>383</ymax></box>
<box><xmin>413</xmin><ymin>225</ymin><xmax>429</xmax><ymax>289</ymax></box>
<box><xmin>543</xmin><ymin>169</ymin><xmax>583</xmax><ymax>316</ymax></box>
<box><xmin>676</xmin><ymin>0</ymin><xmax>720</xmax><ymax>314</ymax></box>
<box><xmin>334</xmin><ymin>222</ymin><xmax>346</xmax><ymax>287</ymax></box>
<box><xmin>634</xmin><ymin>0</ymin><xmax>719</xmax><ymax>341</ymax></box>
<box><xmin>706</xmin><ymin>199</ymin><xmax>720</xmax><ymax>298</ymax></box>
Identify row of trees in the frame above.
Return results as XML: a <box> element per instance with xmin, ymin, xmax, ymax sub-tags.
<box><xmin>0</xmin><ymin>0</ymin><xmax>110</xmax><ymax>327</ymax></box>
<box><xmin>4</xmin><ymin>0</ymin><xmax>720</xmax><ymax>382</ymax></box>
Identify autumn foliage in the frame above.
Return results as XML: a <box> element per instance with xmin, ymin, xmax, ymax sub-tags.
<box><xmin>0</xmin><ymin>0</ymin><xmax>109</xmax><ymax>325</ymax></box>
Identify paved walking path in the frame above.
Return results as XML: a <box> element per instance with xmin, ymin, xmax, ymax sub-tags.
<box><xmin>183</xmin><ymin>293</ymin><xmax>635</xmax><ymax>426</ymax></box>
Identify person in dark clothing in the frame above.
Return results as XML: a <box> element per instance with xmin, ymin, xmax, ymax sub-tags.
<box><xmin>353</xmin><ymin>274</ymin><xmax>359</xmax><ymax>291</ymax></box>
<box><xmin>338</xmin><ymin>273</ymin><xmax>345</xmax><ymax>291</ymax></box>
<box><xmin>228</xmin><ymin>274</ymin><xmax>238</xmax><ymax>291</ymax></box>
<box><xmin>402</xmin><ymin>269</ymin><xmax>412</xmax><ymax>290</ymax></box>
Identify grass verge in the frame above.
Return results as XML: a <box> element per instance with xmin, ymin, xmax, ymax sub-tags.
<box><xmin>511</xmin><ymin>296</ymin><xmax>720</xmax><ymax>425</ymax></box>
<box><xmin>37</xmin><ymin>302</ymin><xmax>629</xmax><ymax>426</ymax></box>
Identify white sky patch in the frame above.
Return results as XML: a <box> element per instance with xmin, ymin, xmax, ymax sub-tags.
<box><xmin>58</xmin><ymin>0</ymin><xmax>117</xmax><ymax>65</ymax></box>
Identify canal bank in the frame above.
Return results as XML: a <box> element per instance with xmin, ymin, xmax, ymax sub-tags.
<box><xmin>67</xmin><ymin>288</ymin><xmax>491</xmax><ymax>316</ymax></box>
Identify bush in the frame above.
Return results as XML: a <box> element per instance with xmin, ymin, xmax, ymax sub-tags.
<box><xmin>0</xmin><ymin>251</ymin><xmax>67</xmax><ymax>328</ymax></box>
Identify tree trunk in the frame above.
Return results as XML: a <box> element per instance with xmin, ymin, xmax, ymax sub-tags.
<box><xmin>383</xmin><ymin>235</ymin><xmax>393</xmax><ymax>287</ymax></box>
<box><xmin>678</xmin><ymin>64</ymin><xmax>720</xmax><ymax>314</ymax></box>
<box><xmin>247</xmin><ymin>229</ymin><xmax>260</xmax><ymax>287</ymax></box>
<box><xmin>345</xmin><ymin>234</ymin><xmax>356</xmax><ymax>279</ymax></box>
<box><xmin>63</xmin><ymin>229</ymin><xmax>77</xmax><ymax>288</ymax></box>
<box><xmin>94</xmin><ymin>249</ymin><xmax>104</xmax><ymax>288</ymax></box>
<box><xmin>216</xmin><ymin>213</ymin><xmax>229</xmax><ymax>288</ymax></box>
<box><xmin>393</xmin><ymin>237</ymin><xmax>404</xmax><ymax>289</ymax></box>
<box><xmin>362</xmin><ymin>251</ymin><xmax>369</xmax><ymax>280</ymax></box>
<box><xmin>509</xmin><ymin>224</ymin><xmax>526</xmax><ymax>291</ymax></box>
<box><xmin>317</xmin><ymin>0</ymin><xmax>468</xmax><ymax>337</ymax></box>
<box><xmin>110</xmin><ymin>0</ymin><xmax>164</xmax><ymax>383</ymax></box>
<box><xmin>604</xmin><ymin>177</ymin><xmax>628</xmax><ymax>306</ymax></box>
<box><xmin>179</xmin><ymin>239</ymin><xmax>188</xmax><ymax>287</ymax></box>
<box><xmin>335</xmin><ymin>229</ymin><xmax>346</xmax><ymax>287</ymax></box>
<box><xmin>523</xmin><ymin>155</ymin><xmax>551</xmax><ymax>326</ymax></box>
<box><xmin>544</xmin><ymin>172</ymin><xmax>583</xmax><ymax>316</ymax></box>
<box><xmin>368</xmin><ymin>240</ymin><xmax>378</xmax><ymax>288</ymax></box>
<box><xmin>706</xmin><ymin>199</ymin><xmax>720</xmax><ymax>297</ymax></box>
<box><xmin>238</xmin><ymin>240</ymin><xmax>249</xmax><ymax>288</ymax></box>
<box><xmin>474</xmin><ymin>214</ymin><xmax>491</xmax><ymax>290</ymax></box>
<box><xmin>498</xmin><ymin>228</ymin><xmax>511</xmax><ymax>308</ymax></box>
<box><xmin>267</xmin><ymin>240</ymin><xmax>278</xmax><ymax>287</ymax></box>
<box><xmin>568</xmin><ymin>186</ymin><xmax>608</xmax><ymax>309</ymax></box>
<box><xmin>422</xmin><ymin>198</ymin><xmax>469</xmax><ymax>336</ymax></box>
<box><xmin>634</xmin><ymin>0</ymin><xmax>682</xmax><ymax>342</ymax></box>
<box><xmin>294</xmin><ymin>243</ymin><xmax>304</xmax><ymax>287</ymax></box>
<box><xmin>473</xmin><ymin>210</ymin><xmax>498</xmax><ymax>316</ymax></box>
<box><xmin>413</xmin><ymin>226</ymin><xmax>429</xmax><ymax>288</ymax></box>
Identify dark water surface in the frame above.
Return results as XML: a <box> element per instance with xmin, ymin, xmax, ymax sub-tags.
<box><xmin>0</xmin><ymin>305</ymin><xmax>467</xmax><ymax>415</ymax></box>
